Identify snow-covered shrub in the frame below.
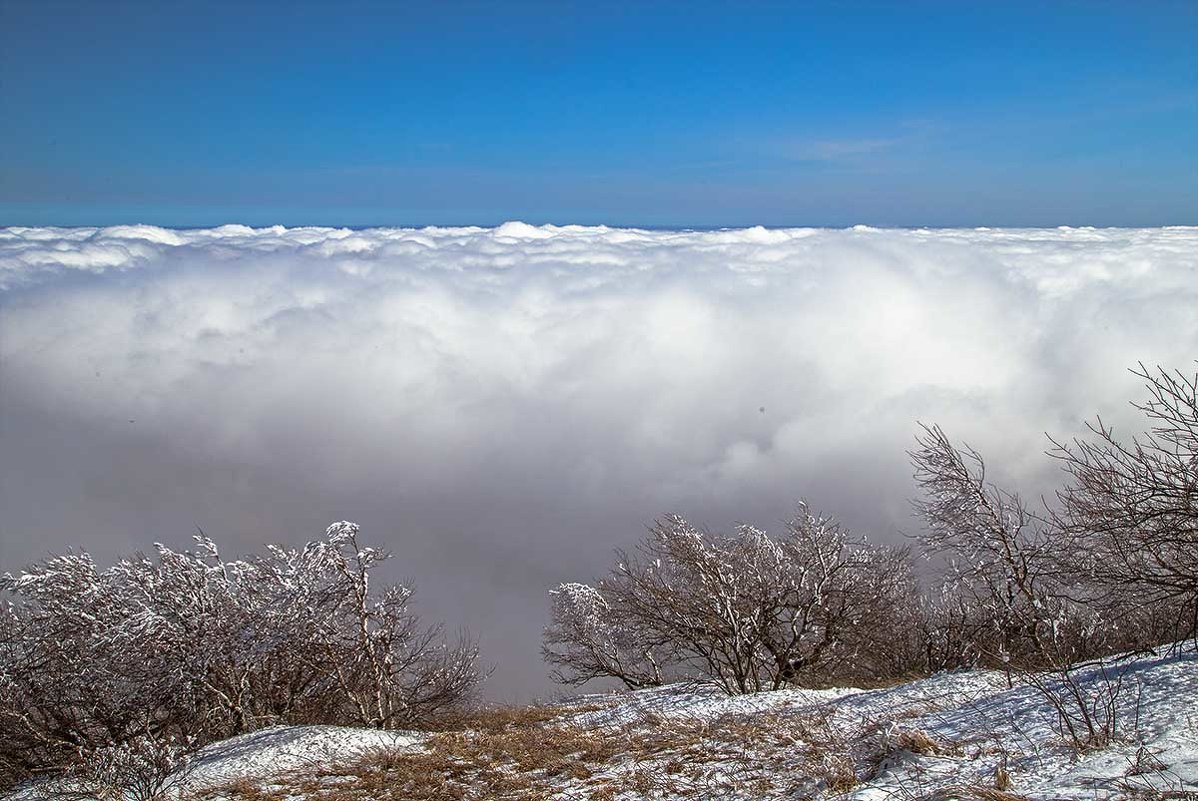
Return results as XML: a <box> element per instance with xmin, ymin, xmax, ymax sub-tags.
<box><xmin>230</xmin><ymin>522</ymin><xmax>482</xmax><ymax>730</ymax></box>
<box><xmin>544</xmin><ymin>504</ymin><xmax>916</xmax><ymax>694</ymax></box>
<box><xmin>543</xmin><ymin>582</ymin><xmax>671</xmax><ymax>689</ymax></box>
<box><xmin>0</xmin><ymin>522</ymin><xmax>481</xmax><ymax>785</ymax></box>
<box><xmin>66</xmin><ymin>733</ymin><xmax>194</xmax><ymax>801</ymax></box>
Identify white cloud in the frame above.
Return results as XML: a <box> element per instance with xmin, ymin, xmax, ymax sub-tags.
<box><xmin>2</xmin><ymin>222</ymin><xmax>1196</xmax><ymax>697</ymax></box>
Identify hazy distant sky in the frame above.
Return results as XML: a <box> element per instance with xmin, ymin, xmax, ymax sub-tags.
<box><xmin>2</xmin><ymin>0</ymin><xmax>1196</xmax><ymax>227</ymax></box>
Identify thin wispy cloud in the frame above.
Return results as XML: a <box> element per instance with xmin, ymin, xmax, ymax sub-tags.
<box><xmin>785</xmin><ymin>137</ymin><xmax>901</xmax><ymax>162</ymax></box>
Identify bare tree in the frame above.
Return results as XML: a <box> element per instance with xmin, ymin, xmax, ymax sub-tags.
<box><xmin>235</xmin><ymin>522</ymin><xmax>483</xmax><ymax>729</ymax></box>
<box><xmin>543</xmin><ymin>582</ymin><xmax>672</xmax><ymax>690</ymax></box>
<box><xmin>544</xmin><ymin>504</ymin><xmax>915</xmax><ymax>694</ymax></box>
<box><xmin>0</xmin><ymin>550</ymin><xmax>183</xmax><ymax>780</ymax></box>
<box><xmin>909</xmin><ymin>423</ymin><xmax>1086</xmax><ymax>668</ymax></box>
<box><xmin>1049</xmin><ymin>363</ymin><xmax>1198</xmax><ymax>635</ymax></box>
<box><xmin>0</xmin><ymin>522</ymin><xmax>482</xmax><ymax>785</ymax></box>
<box><xmin>913</xmin><ymin>583</ymin><xmax>991</xmax><ymax>672</ymax></box>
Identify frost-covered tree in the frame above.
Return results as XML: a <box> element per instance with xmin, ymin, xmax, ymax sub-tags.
<box><xmin>256</xmin><ymin>521</ymin><xmax>482</xmax><ymax>729</ymax></box>
<box><xmin>1050</xmin><ymin>363</ymin><xmax>1198</xmax><ymax>634</ymax></box>
<box><xmin>909</xmin><ymin>423</ymin><xmax>1068</xmax><ymax>666</ymax></box>
<box><xmin>910</xmin><ymin>364</ymin><xmax>1198</xmax><ymax>668</ymax></box>
<box><xmin>907</xmin><ymin>422</ymin><xmax>1148</xmax><ymax>672</ymax></box>
<box><xmin>542</xmin><ymin>582</ymin><xmax>671</xmax><ymax>690</ymax></box>
<box><xmin>0</xmin><ymin>550</ymin><xmax>184</xmax><ymax>781</ymax></box>
<box><xmin>544</xmin><ymin>504</ymin><xmax>914</xmax><ymax>694</ymax></box>
<box><xmin>0</xmin><ymin>522</ymin><xmax>481</xmax><ymax>784</ymax></box>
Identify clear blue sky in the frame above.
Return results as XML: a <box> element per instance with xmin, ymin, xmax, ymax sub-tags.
<box><xmin>2</xmin><ymin>0</ymin><xmax>1195</xmax><ymax>227</ymax></box>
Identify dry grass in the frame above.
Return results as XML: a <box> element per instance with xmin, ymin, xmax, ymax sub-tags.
<box><xmin>198</xmin><ymin>701</ymin><xmax>874</xmax><ymax>801</ymax></box>
<box><xmin>911</xmin><ymin>787</ymin><xmax>1033</xmax><ymax>801</ymax></box>
<box><xmin>198</xmin><ymin>703</ymin><xmax>616</xmax><ymax>801</ymax></box>
<box><xmin>890</xmin><ymin>728</ymin><xmax>945</xmax><ymax>756</ymax></box>
<box><xmin>418</xmin><ymin>702</ymin><xmax>606</xmax><ymax>734</ymax></box>
<box><xmin>595</xmin><ymin>708</ymin><xmax>860</xmax><ymax>798</ymax></box>
<box><xmin>315</xmin><ymin>709</ymin><xmax>616</xmax><ymax>801</ymax></box>
<box><xmin>209</xmin><ymin>777</ymin><xmax>277</xmax><ymax>801</ymax></box>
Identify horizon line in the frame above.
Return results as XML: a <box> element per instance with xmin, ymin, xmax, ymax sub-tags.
<box><xmin>3</xmin><ymin>219</ymin><xmax>1197</xmax><ymax>233</ymax></box>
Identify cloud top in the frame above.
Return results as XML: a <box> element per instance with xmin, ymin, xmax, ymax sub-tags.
<box><xmin>2</xmin><ymin>222</ymin><xmax>1196</xmax><ymax>697</ymax></box>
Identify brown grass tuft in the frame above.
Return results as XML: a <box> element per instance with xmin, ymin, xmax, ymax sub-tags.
<box><xmin>198</xmin><ymin>702</ymin><xmax>871</xmax><ymax>801</ymax></box>
<box><xmin>893</xmin><ymin>727</ymin><xmax>945</xmax><ymax>756</ymax></box>
<box><xmin>914</xmin><ymin>787</ymin><xmax>1033</xmax><ymax>801</ymax></box>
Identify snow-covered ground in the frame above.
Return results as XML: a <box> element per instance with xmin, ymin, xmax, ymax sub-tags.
<box><xmin>175</xmin><ymin>726</ymin><xmax>424</xmax><ymax>794</ymax></box>
<box><xmin>8</xmin><ymin>644</ymin><xmax>1196</xmax><ymax>800</ymax></box>
<box><xmin>555</xmin><ymin>644</ymin><xmax>1198</xmax><ymax>799</ymax></box>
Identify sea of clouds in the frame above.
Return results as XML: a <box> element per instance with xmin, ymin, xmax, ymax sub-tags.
<box><xmin>2</xmin><ymin>222</ymin><xmax>1196</xmax><ymax>698</ymax></box>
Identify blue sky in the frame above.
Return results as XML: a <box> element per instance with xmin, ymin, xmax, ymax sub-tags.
<box><xmin>2</xmin><ymin>1</ymin><xmax>1195</xmax><ymax>227</ymax></box>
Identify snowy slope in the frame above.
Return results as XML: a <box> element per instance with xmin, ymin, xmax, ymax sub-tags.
<box><xmin>8</xmin><ymin>645</ymin><xmax>1196</xmax><ymax>800</ymax></box>
<box><xmin>176</xmin><ymin>726</ymin><xmax>424</xmax><ymax>793</ymax></box>
<box><xmin>558</xmin><ymin>646</ymin><xmax>1197</xmax><ymax>799</ymax></box>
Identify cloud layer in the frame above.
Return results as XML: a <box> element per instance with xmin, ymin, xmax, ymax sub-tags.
<box><xmin>2</xmin><ymin>222</ymin><xmax>1196</xmax><ymax>698</ymax></box>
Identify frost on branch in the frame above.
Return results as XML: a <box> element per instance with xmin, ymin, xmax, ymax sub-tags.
<box><xmin>0</xmin><ymin>522</ymin><xmax>481</xmax><ymax>785</ymax></box>
<box><xmin>543</xmin><ymin>582</ymin><xmax>670</xmax><ymax>690</ymax></box>
<box><xmin>67</xmin><ymin>733</ymin><xmax>194</xmax><ymax>801</ymax></box>
<box><xmin>908</xmin><ymin>421</ymin><xmax>1158</xmax><ymax>670</ymax></box>
<box><xmin>1050</xmin><ymin>363</ymin><xmax>1198</xmax><ymax>623</ymax></box>
<box><xmin>908</xmin><ymin>422</ymin><xmax>1068</xmax><ymax>666</ymax></box>
<box><xmin>544</xmin><ymin>504</ymin><xmax>916</xmax><ymax>694</ymax></box>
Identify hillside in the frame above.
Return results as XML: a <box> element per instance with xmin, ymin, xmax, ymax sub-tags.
<box><xmin>15</xmin><ymin>644</ymin><xmax>1194</xmax><ymax>801</ymax></box>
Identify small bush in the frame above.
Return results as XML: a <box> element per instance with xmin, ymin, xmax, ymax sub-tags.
<box><xmin>0</xmin><ymin>522</ymin><xmax>482</xmax><ymax>784</ymax></box>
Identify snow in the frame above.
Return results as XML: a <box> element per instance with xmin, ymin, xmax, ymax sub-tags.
<box><xmin>1</xmin><ymin>727</ymin><xmax>423</xmax><ymax>801</ymax></box>
<box><xmin>177</xmin><ymin>726</ymin><xmax>423</xmax><ymax>791</ymax></box>
<box><xmin>9</xmin><ymin>644</ymin><xmax>1188</xmax><ymax>800</ymax></box>
<box><xmin>568</xmin><ymin>646</ymin><xmax>1198</xmax><ymax>799</ymax></box>
<box><xmin>847</xmin><ymin>647</ymin><xmax>1198</xmax><ymax>799</ymax></box>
